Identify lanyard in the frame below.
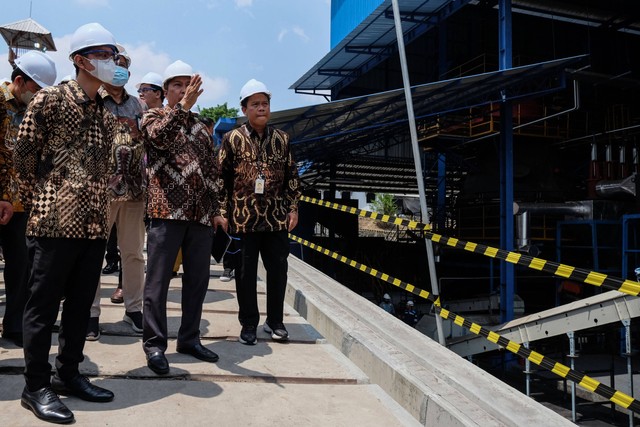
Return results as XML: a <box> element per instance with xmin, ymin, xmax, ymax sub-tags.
<box><xmin>252</xmin><ymin>132</ymin><xmax>269</xmax><ymax>178</ymax></box>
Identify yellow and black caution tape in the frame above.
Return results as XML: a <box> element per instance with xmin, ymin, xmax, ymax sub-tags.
<box><xmin>300</xmin><ymin>195</ymin><xmax>431</xmax><ymax>231</ymax></box>
<box><xmin>289</xmin><ymin>233</ymin><xmax>640</xmax><ymax>413</ymax></box>
<box><xmin>300</xmin><ymin>196</ymin><xmax>640</xmax><ymax>297</ymax></box>
<box><xmin>427</xmin><ymin>230</ymin><xmax>640</xmax><ymax>297</ymax></box>
<box><xmin>289</xmin><ymin>233</ymin><xmax>437</xmax><ymax>305</ymax></box>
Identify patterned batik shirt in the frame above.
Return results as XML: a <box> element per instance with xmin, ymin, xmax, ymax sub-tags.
<box><xmin>99</xmin><ymin>86</ymin><xmax>147</xmax><ymax>202</ymax></box>
<box><xmin>0</xmin><ymin>82</ymin><xmax>27</xmax><ymax>212</ymax></box>
<box><xmin>14</xmin><ymin>80</ymin><xmax>119</xmax><ymax>239</ymax></box>
<box><xmin>0</xmin><ymin>86</ymin><xmax>10</xmax><ymax>207</ymax></box>
<box><xmin>141</xmin><ymin>104</ymin><xmax>220</xmax><ymax>225</ymax></box>
<box><xmin>218</xmin><ymin>123</ymin><xmax>300</xmax><ymax>233</ymax></box>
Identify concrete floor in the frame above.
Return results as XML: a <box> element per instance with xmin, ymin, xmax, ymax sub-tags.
<box><xmin>0</xmin><ymin>260</ymin><xmax>419</xmax><ymax>426</ymax></box>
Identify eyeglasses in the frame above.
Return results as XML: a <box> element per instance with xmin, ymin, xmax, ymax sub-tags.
<box><xmin>137</xmin><ymin>87</ymin><xmax>159</xmax><ymax>94</ymax></box>
<box><xmin>82</xmin><ymin>49</ymin><xmax>119</xmax><ymax>61</ymax></box>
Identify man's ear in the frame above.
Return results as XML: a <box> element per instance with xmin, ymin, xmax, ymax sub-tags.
<box><xmin>12</xmin><ymin>74</ymin><xmax>25</xmax><ymax>87</ymax></box>
<box><xmin>73</xmin><ymin>54</ymin><xmax>88</xmax><ymax>70</ymax></box>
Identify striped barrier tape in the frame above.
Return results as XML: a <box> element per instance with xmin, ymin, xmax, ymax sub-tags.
<box><xmin>289</xmin><ymin>232</ymin><xmax>640</xmax><ymax>413</ymax></box>
<box><xmin>300</xmin><ymin>195</ymin><xmax>431</xmax><ymax>231</ymax></box>
<box><xmin>299</xmin><ymin>196</ymin><xmax>640</xmax><ymax>297</ymax></box>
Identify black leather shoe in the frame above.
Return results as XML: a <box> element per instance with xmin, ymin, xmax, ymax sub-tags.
<box><xmin>21</xmin><ymin>386</ymin><xmax>74</xmax><ymax>424</ymax></box>
<box><xmin>147</xmin><ymin>351</ymin><xmax>170</xmax><ymax>375</ymax></box>
<box><xmin>102</xmin><ymin>261</ymin><xmax>120</xmax><ymax>274</ymax></box>
<box><xmin>51</xmin><ymin>374</ymin><xmax>114</xmax><ymax>402</ymax></box>
<box><xmin>177</xmin><ymin>343</ymin><xmax>219</xmax><ymax>363</ymax></box>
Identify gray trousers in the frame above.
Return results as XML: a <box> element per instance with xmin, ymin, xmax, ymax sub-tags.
<box><xmin>142</xmin><ymin>219</ymin><xmax>213</xmax><ymax>354</ymax></box>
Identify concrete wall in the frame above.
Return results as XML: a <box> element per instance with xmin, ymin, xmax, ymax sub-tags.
<box><xmin>260</xmin><ymin>256</ymin><xmax>574</xmax><ymax>426</ymax></box>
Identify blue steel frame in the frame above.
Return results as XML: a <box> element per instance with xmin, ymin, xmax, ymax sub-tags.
<box><xmin>499</xmin><ymin>0</ymin><xmax>515</xmax><ymax>322</ymax></box>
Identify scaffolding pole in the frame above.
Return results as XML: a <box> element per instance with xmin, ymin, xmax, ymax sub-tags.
<box><xmin>391</xmin><ymin>0</ymin><xmax>445</xmax><ymax>345</ymax></box>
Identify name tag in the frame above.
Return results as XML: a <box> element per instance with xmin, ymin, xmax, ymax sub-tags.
<box><xmin>255</xmin><ymin>177</ymin><xmax>265</xmax><ymax>194</ymax></box>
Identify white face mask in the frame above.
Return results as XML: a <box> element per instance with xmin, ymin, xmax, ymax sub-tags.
<box><xmin>87</xmin><ymin>57</ymin><xmax>117</xmax><ymax>84</ymax></box>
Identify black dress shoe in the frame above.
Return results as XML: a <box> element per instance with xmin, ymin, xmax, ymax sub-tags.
<box><xmin>102</xmin><ymin>261</ymin><xmax>120</xmax><ymax>274</ymax></box>
<box><xmin>21</xmin><ymin>386</ymin><xmax>74</xmax><ymax>424</ymax></box>
<box><xmin>177</xmin><ymin>343</ymin><xmax>219</xmax><ymax>363</ymax></box>
<box><xmin>51</xmin><ymin>374</ymin><xmax>114</xmax><ymax>402</ymax></box>
<box><xmin>147</xmin><ymin>351</ymin><xmax>170</xmax><ymax>375</ymax></box>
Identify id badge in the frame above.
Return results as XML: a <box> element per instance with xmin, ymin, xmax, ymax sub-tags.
<box><xmin>255</xmin><ymin>177</ymin><xmax>265</xmax><ymax>194</ymax></box>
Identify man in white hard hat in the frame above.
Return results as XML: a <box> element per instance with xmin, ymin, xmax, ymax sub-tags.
<box><xmin>87</xmin><ymin>47</ymin><xmax>147</xmax><ymax>340</ymax></box>
<box><xmin>379</xmin><ymin>293</ymin><xmax>395</xmax><ymax>315</ymax></box>
<box><xmin>0</xmin><ymin>50</ymin><xmax>57</xmax><ymax>350</ymax></box>
<box><xmin>99</xmin><ymin>45</ymin><xmax>133</xmax><ymax>285</ymax></box>
<box><xmin>218</xmin><ymin>79</ymin><xmax>301</xmax><ymax>345</ymax></box>
<box><xmin>14</xmin><ymin>22</ymin><xmax>122</xmax><ymax>423</ymax></box>
<box><xmin>401</xmin><ymin>300</ymin><xmax>419</xmax><ymax>327</ymax></box>
<box><xmin>137</xmin><ymin>71</ymin><xmax>164</xmax><ymax>109</ymax></box>
<box><xmin>141</xmin><ymin>60</ymin><xmax>224</xmax><ymax>375</ymax></box>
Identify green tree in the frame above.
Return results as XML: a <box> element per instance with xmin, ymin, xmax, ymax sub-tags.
<box><xmin>370</xmin><ymin>193</ymin><xmax>398</xmax><ymax>230</ymax></box>
<box><xmin>198</xmin><ymin>102</ymin><xmax>239</xmax><ymax>122</ymax></box>
<box><xmin>371</xmin><ymin>193</ymin><xmax>398</xmax><ymax>216</ymax></box>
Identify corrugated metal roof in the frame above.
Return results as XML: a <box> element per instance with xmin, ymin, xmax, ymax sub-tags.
<box><xmin>281</xmin><ymin>56</ymin><xmax>583</xmax><ymax>164</ymax></box>
<box><xmin>0</xmin><ymin>18</ymin><xmax>57</xmax><ymax>51</ymax></box>
<box><xmin>223</xmin><ymin>55</ymin><xmax>585</xmax><ymax>193</ymax></box>
<box><xmin>291</xmin><ymin>0</ymin><xmax>470</xmax><ymax>94</ymax></box>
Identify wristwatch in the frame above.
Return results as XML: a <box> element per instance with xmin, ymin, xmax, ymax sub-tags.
<box><xmin>175</xmin><ymin>102</ymin><xmax>185</xmax><ymax>112</ymax></box>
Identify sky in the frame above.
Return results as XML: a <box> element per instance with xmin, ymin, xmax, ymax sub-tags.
<box><xmin>0</xmin><ymin>0</ymin><xmax>332</xmax><ymax>113</ymax></box>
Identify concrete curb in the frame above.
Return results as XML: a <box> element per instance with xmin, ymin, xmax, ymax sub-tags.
<box><xmin>261</xmin><ymin>255</ymin><xmax>574</xmax><ymax>426</ymax></box>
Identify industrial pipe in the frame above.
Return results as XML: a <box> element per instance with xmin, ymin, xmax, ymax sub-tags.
<box><xmin>595</xmin><ymin>173</ymin><xmax>637</xmax><ymax>198</ymax></box>
<box><xmin>513</xmin><ymin>201</ymin><xmax>592</xmax><ymax>252</ymax></box>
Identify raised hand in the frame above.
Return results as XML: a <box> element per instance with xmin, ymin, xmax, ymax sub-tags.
<box><xmin>181</xmin><ymin>73</ymin><xmax>204</xmax><ymax>111</ymax></box>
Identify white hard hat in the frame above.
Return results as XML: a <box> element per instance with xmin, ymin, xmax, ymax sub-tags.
<box><xmin>14</xmin><ymin>50</ymin><xmax>57</xmax><ymax>88</ymax></box>
<box><xmin>383</xmin><ymin>293</ymin><xmax>391</xmax><ymax>300</ymax></box>
<box><xmin>69</xmin><ymin>23</ymin><xmax>117</xmax><ymax>60</ymax></box>
<box><xmin>407</xmin><ymin>300</ymin><xmax>414</xmax><ymax>307</ymax></box>
<box><xmin>163</xmin><ymin>60</ymin><xmax>193</xmax><ymax>88</ymax></box>
<box><xmin>136</xmin><ymin>72</ymin><xmax>164</xmax><ymax>89</ymax></box>
<box><xmin>116</xmin><ymin>44</ymin><xmax>131</xmax><ymax>68</ymax></box>
<box><xmin>240</xmin><ymin>78</ymin><xmax>271</xmax><ymax>105</ymax></box>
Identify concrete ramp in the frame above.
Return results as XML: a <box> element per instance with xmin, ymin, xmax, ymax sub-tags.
<box><xmin>271</xmin><ymin>256</ymin><xmax>574</xmax><ymax>426</ymax></box>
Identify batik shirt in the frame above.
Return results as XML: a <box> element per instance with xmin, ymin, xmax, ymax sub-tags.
<box><xmin>14</xmin><ymin>80</ymin><xmax>119</xmax><ymax>239</ymax></box>
<box><xmin>218</xmin><ymin>123</ymin><xmax>300</xmax><ymax>233</ymax></box>
<box><xmin>99</xmin><ymin>86</ymin><xmax>147</xmax><ymax>202</ymax></box>
<box><xmin>141</xmin><ymin>104</ymin><xmax>220</xmax><ymax>225</ymax></box>
<box><xmin>0</xmin><ymin>82</ymin><xmax>27</xmax><ymax>212</ymax></box>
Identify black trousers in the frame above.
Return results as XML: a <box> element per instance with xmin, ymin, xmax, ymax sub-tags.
<box><xmin>104</xmin><ymin>224</ymin><xmax>120</xmax><ymax>264</ymax></box>
<box><xmin>236</xmin><ymin>231</ymin><xmax>289</xmax><ymax>327</ymax></box>
<box><xmin>1</xmin><ymin>212</ymin><xmax>29</xmax><ymax>335</ymax></box>
<box><xmin>23</xmin><ymin>237</ymin><xmax>106</xmax><ymax>391</ymax></box>
<box><xmin>143</xmin><ymin>219</ymin><xmax>213</xmax><ymax>354</ymax></box>
<box><xmin>222</xmin><ymin>235</ymin><xmax>240</xmax><ymax>270</ymax></box>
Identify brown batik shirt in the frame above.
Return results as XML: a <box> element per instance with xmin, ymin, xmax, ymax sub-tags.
<box><xmin>0</xmin><ymin>96</ymin><xmax>6</xmax><ymax>200</ymax></box>
<box><xmin>14</xmin><ymin>80</ymin><xmax>119</xmax><ymax>239</ymax></box>
<box><xmin>141</xmin><ymin>104</ymin><xmax>220</xmax><ymax>225</ymax></box>
<box><xmin>218</xmin><ymin>122</ymin><xmax>300</xmax><ymax>233</ymax></box>
<box><xmin>99</xmin><ymin>86</ymin><xmax>147</xmax><ymax>202</ymax></box>
<box><xmin>0</xmin><ymin>82</ymin><xmax>27</xmax><ymax>212</ymax></box>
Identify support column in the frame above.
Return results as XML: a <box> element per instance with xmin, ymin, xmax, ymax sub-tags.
<box><xmin>623</xmin><ymin>319</ymin><xmax>635</xmax><ymax>427</ymax></box>
<box><xmin>391</xmin><ymin>0</ymin><xmax>445</xmax><ymax>345</ymax></box>
<box><xmin>567</xmin><ymin>331</ymin><xmax>577</xmax><ymax>424</ymax></box>
<box><xmin>437</xmin><ymin>153</ymin><xmax>446</xmax><ymax>231</ymax></box>
<box><xmin>498</xmin><ymin>0</ymin><xmax>515</xmax><ymax>322</ymax></box>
